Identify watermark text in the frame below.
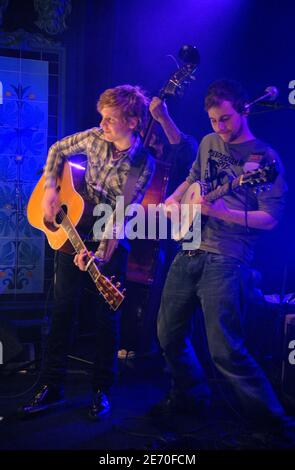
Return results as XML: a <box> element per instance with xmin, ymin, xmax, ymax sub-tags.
<box><xmin>288</xmin><ymin>79</ymin><xmax>295</xmax><ymax>105</ymax></box>
<box><xmin>92</xmin><ymin>196</ymin><xmax>201</xmax><ymax>250</ymax></box>
<box><xmin>288</xmin><ymin>339</ymin><xmax>295</xmax><ymax>365</ymax></box>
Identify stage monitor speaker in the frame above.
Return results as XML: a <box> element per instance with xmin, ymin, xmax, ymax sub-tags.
<box><xmin>281</xmin><ymin>314</ymin><xmax>295</xmax><ymax>396</ymax></box>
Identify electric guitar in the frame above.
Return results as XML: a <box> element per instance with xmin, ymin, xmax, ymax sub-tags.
<box><xmin>27</xmin><ymin>160</ymin><xmax>125</xmax><ymax>311</ymax></box>
<box><xmin>169</xmin><ymin>161</ymin><xmax>279</xmax><ymax>241</ymax></box>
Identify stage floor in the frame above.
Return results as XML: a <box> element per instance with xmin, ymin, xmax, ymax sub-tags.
<box><xmin>0</xmin><ymin>353</ymin><xmax>295</xmax><ymax>457</ymax></box>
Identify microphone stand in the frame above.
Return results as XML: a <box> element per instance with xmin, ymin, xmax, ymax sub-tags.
<box><xmin>250</xmin><ymin>101</ymin><xmax>295</xmax><ymax>115</ymax></box>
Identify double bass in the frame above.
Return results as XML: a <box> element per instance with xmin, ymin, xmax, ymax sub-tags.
<box><xmin>127</xmin><ymin>45</ymin><xmax>200</xmax><ymax>284</ymax></box>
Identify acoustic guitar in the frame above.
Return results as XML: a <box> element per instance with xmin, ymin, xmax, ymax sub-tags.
<box><xmin>169</xmin><ymin>161</ymin><xmax>279</xmax><ymax>241</ymax></box>
<box><xmin>27</xmin><ymin>160</ymin><xmax>125</xmax><ymax>311</ymax></box>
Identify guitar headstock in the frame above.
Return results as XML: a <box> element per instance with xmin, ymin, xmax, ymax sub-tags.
<box><xmin>238</xmin><ymin>160</ymin><xmax>279</xmax><ymax>192</ymax></box>
<box><xmin>160</xmin><ymin>45</ymin><xmax>200</xmax><ymax>99</ymax></box>
<box><xmin>96</xmin><ymin>274</ymin><xmax>125</xmax><ymax>311</ymax></box>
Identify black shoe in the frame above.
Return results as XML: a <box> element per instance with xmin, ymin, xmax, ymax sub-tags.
<box><xmin>19</xmin><ymin>385</ymin><xmax>65</xmax><ymax>416</ymax></box>
<box><xmin>150</xmin><ymin>392</ymin><xmax>210</xmax><ymax>417</ymax></box>
<box><xmin>269</xmin><ymin>416</ymin><xmax>295</xmax><ymax>449</ymax></box>
<box><xmin>251</xmin><ymin>415</ymin><xmax>295</xmax><ymax>449</ymax></box>
<box><xmin>149</xmin><ymin>395</ymin><xmax>177</xmax><ymax>417</ymax></box>
<box><xmin>88</xmin><ymin>389</ymin><xmax>111</xmax><ymax>420</ymax></box>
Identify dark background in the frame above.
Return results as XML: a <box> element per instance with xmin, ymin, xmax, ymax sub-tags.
<box><xmin>3</xmin><ymin>0</ymin><xmax>295</xmax><ymax>294</ymax></box>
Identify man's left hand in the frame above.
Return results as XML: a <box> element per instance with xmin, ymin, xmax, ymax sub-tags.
<box><xmin>74</xmin><ymin>248</ymin><xmax>91</xmax><ymax>271</ymax></box>
<box><xmin>149</xmin><ymin>97</ymin><xmax>169</xmax><ymax>123</ymax></box>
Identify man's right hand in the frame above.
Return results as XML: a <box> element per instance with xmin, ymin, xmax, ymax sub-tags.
<box><xmin>165</xmin><ymin>195</ymin><xmax>180</xmax><ymax>207</ymax></box>
<box><xmin>163</xmin><ymin>195</ymin><xmax>181</xmax><ymax>219</ymax></box>
<box><xmin>42</xmin><ymin>187</ymin><xmax>60</xmax><ymax>222</ymax></box>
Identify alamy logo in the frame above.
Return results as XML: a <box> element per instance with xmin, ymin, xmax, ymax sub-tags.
<box><xmin>0</xmin><ymin>81</ymin><xmax>3</xmax><ymax>105</ymax></box>
<box><xmin>288</xmin><ymin>339</ymin><xmax>295</xmax><ymax>365</ymax></box>
<box><xmin>288</xmin><ymin>80</ymin><xmax>295</xmax><ymax>105</ymax></box>
<box><xmin>92</xmin><ymin>196</ymin><xmax>202</xmax><ymax>250</ymax></box>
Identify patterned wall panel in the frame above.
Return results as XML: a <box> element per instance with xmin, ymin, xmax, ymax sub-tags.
<box><xmin>0</xmin><ymin>55</ymin><xmax>48</xmax><ymax>294</ymax></box>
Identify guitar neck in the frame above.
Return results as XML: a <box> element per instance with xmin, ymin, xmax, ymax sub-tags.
<box><xmin>142</xmin><ymin>62</ymin><xmax>197</xmax><ymax>147</ymax></box>
<box><xmin>60</xmin><ymin>213</ymin><xmax>123</xmax><ymax>310</ymax></box>
<box><xmin>61</xmin><ymin>214</ymin><xmax>87</xmax><ymax>254</ymax></box>
<box><xmin>142</xmin><ymin>90</ymin><xmax>167</xmax><ymax>147</ymax></box>
<box><xmin>61</xmin><ymin>213</ymin><xmax>101</xmax><ymax>284</ymax></box>
<box><xmin>204</xmin><ymin>176</ymin><xmax>241</xmax><ymax>203</ymax></box>
<box><xmin>142</xmin><ymin>116</ymin><xmax>156</xmax><ymax>147</ymax></box>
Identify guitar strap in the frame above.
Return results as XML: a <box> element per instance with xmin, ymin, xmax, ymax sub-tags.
<box><xmin>122</xmin><ymin>149</ymin><xmax>149</xmax><ymax>207</ymax></box>
<box><xmin>202</xmin><ymin>151</ymin><xmax>212</xmax><ymax>189</ymax></box>
<box><xmin>100</xmin><ymin>149</ymin><xmax>149</xmax><ymax>243</ymax></box>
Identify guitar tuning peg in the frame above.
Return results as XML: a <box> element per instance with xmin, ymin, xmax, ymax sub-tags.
<box><xmin>116</xmin><ymin>282</ymin><xmax>121</xmax><ymax>288</ymax></box>
<box><xmin>110</xmin><ymin>276</ymin><xmax>115</xmax><ymax>281</ymax></box>
<box><xmin>122</xmin><ymin>288</ymin><xmax>126</xmax><ymax>295</ymax></box>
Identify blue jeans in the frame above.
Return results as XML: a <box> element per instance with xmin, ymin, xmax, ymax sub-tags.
<box><xmin>42</xmin><ymin>245</ymin><xmax>127</xmax><ymax>392</ymax></box>
<box><xmin>157</xmin><ymin>250</ymin><xmax>285</xmax><ymax>420</ymax></box>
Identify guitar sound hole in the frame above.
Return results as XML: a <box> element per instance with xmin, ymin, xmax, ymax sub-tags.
<box><xmin>43</xmin><ymin>219</ymin><xmax>58</xmax><ymax>232</ymax></box>
<box><xmin>55</xmin><ymin>204</ymin><xmax>68</xmax><ymax>225</ymax></box>
<box><xmin>43</xmin><ymin>204</ymin><xmax>68</xmax><ymax>230</ymax></box>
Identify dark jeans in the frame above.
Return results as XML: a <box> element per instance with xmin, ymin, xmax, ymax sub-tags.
<box><xmin>157</xmin><ymin>250</ymin><xmax>285</xmax><ymax>420</ymax></box>
<box><xmin>42</xmin><ymin>244</ymin><xmax>128</xmax><ymax>392</ymax></box>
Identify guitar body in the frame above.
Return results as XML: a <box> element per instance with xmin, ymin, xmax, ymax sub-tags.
<box><xmin>27</xmin><ymin>161</ymin><xmax>85</xmax><ymax>251</ymax></box>
<box><xmin>180</xmin><ymin>180</ymin><xmax>206</xmax><ymax>205</ymax></box>
<box><xmin>171</xmin><ymin>181</ymin><xmax>205</xmax><ymax>241</ymax></box>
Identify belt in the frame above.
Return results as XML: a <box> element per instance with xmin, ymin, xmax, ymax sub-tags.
<box><xmin>183</xmin><ymin>249</ymin><xmax>206</xmax><ymax>257</ymax></box>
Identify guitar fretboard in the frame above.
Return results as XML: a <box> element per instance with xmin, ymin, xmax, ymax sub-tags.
<box><xmin>59</xmin><ymin>212</ymin><xmax>85</xmax><ymax>253</ymax></box>
<box><xmin>204</xmin><ymin>176</ymin><xmax>242</xmax><ymax>203</ymax></box>
<box><xmin>60</xmin><ymin>211</ymin><xmax>102</xmax><ymax>282</ymax></box>
<box><xmin>58</xmin><ymin>210</ymin><xmax>123</xmax><ymax>310</ymax></box>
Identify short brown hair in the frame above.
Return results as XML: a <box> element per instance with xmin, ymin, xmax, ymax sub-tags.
<box><xmin>97</xmin><ymin>84</ymin><xmax>150</xmax><ymax>133</ymax></box>
<box><xmin>204</xmin><ymin>79</ymin><xmax>249</xmax><ymax>114</ymax></box>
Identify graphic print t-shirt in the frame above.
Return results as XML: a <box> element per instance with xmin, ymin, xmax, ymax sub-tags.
<box><xmin>186</xmin><ymin>133</ymin><xmax>287</xmax><ymax>264</ymax></box>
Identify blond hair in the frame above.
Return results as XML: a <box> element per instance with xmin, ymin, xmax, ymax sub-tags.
<box><xmin>97</xmin><ymin>84</ymin><xmax>150</xmax><ymax>133</ymax></box>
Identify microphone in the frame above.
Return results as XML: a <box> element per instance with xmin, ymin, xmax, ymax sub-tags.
<box><xmin>244</xmin><ymin>86</ymin><xmax>279</xmax><ymax>110</ymax></box>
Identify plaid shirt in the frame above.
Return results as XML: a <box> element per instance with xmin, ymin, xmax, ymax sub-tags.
<box><xmin>44</xmin><ymin>127</ymin><xmax>155</xmax><ymax>257</ymax></box>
